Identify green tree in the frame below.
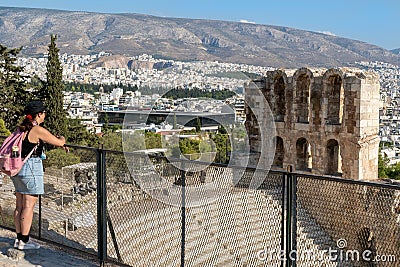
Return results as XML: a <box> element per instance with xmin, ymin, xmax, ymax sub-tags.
<box><xmin>0</xmin><ymin>118</ymin><xmax>11</xmax><ymax>136</ymax></box>
<box><xmin>195</xmin><ymin>117</ymin><xmax>201</xmax><ymax>132</ymax></box>
<box><xmin>66</xmin><ymin>118</ymin><xmax>99</xmax><ymax>147</ymax></box>
<box><xmin>385</xmin><ymin>163</ymin><xmax>400</xmax><ymax>180</ymax></box>
<box><xmin>122</xmin><ymin>130</ymin><xmax>146</xmax><ymax>152</ymax></box>
<box><xmin>378</xmin><ymin>152</ymin><xmax>400</xmax><ymax>180</ymax></box>
<box><xmin>231</xmin><ymin>123</ymin><xmax>247</xmax><ymax>152</ymax></box>
<box><xmin>162</xmin><ymin>88</ymin><xmax>235</xmax><ymax>100</ymax></box>
<box><xmin>199</xmin><ymin>140</ymin><xmax>212</xmax><ymax>153</ymax></box>
<box><xmin>0</xmin><ymin>44</ymin><xmax>30</xmax><ymax>130</ymax></box>
<box><xmin>212</xmin><ymin>133</ymin><xmax>231</xmax><ymax>164</ymax></box>
<box><xmin>173</xmin><ymin>112</ymin><xmax>177</xmax><ymax>129</ymax></box>
<box><xmin>378</xmin><ymin>154</ymin><xmax>388</xmax><ymax>178</ymax></box>
<box><xmin>218</xmin><ymin>125</ymin><xmax>227</xmax><ymax>134</ymax></box>
<box><xmin>43</xmin><ymin>148</ymin><xmax>81</xmax><ymax>169</ymax></box>
<box><xmin>101</xmin><ymin>131</ymin><xmax>123</xmax><ymax>151</ymax></box>
<box><xmin>102</xmin><ymin>113</ymin><xmax>121</xmax><ymax>133</ymax></box>
<box><xmin>30</xmin><ymin>75</ymin><xmax>46</xmax><ymax>99</ymax></box>
<box><xmin>145</xmin><ymin>131</ymin><xmax>162</xmax><ymax>149</ymax></box>
<box><xmin>179</xmin><ymin>138</ymin><xmax>200</xmax><ymax>155</ymax></box>
<box><xmin>43</xmin><ymin>35</ymin><xmax>67</xmax><ymax>136</ymax></box>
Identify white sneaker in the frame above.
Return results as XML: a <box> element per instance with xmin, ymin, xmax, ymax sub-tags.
<box><xmin>18</xmin><ymin>240</ymin><xmax>40</xmax><ymax>250</ymax></box>
<box><xmin>13</xmin><ymin>239</ymin><xmax>19</xmax><ymax>248</ymax></box>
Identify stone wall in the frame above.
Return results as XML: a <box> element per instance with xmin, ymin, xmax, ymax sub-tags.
<box><xmin>62</xmin><ymin>163</ymin><xmax>97</xmax><ymax>196</ymax></box>
<box><xmin>245</xmin><ymin>67</ymin><xmax>380</xmax><ymax>180</ymax></box>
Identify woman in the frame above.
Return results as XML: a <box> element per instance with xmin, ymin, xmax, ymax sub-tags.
<box><xmin>12</xmin><ymin>100</ymin><xmax>68</xmax><ymax>250</ymax></box>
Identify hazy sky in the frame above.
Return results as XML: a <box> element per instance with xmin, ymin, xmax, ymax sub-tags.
<box><xmin>0</xmin><ymin>0</ymin><xmax>398</xmax><ymax>50</ymax></box>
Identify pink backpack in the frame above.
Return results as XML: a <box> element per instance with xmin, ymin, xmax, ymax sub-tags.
<box><xmin>0</xmin><ymin>129</ymin><xmax>38</xmax><ymax>176</ymax></box>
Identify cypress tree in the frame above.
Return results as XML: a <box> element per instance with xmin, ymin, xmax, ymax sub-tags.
<box><xmin>44</xmin><ymin>35</ymin><xmax>67</xmax><ymax>136</ymax></box>
<box><xmin>0</xmin><ymin>44</ymin><xmax>30</xmax><ymax>130</ymax></box>
<box><xmin>195</xmin><ymin>117</ymin><xmax>201</xmax><ymax>132</ymax></box>
<box><xmin>173</xmin><ymin>112</ymin><xmax>177</xmax><ymax>129</ymax></box>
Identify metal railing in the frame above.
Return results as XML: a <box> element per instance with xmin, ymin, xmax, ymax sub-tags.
<box><xmin>1</xmin><ymin>140</ymin><xmax>400</xmax><ymax>266</ymax></box>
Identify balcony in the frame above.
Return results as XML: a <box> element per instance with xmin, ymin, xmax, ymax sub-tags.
<box><xmin>1</xmin><ymin>143</ymin><xmax>400</xmax><ymax>266</ymax></box>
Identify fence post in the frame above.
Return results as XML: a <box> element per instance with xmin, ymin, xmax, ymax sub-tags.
<box><xmin>97</xmin><ymin>147</ymin><xmax>107</xmax><ymax>266</ymax></box>
<box><xmin>290</xmin><ymin>174</ymin><xmax>297</xmax><ymax>267</ymax></box>
<box><xmin>107</xmin><ymin>211</ymin><xmax>122</xmax><ymax>262</ymax></box>
<box><xmin>285</xmin><ymin>170</ymin><xmax>292</xmax><ymax>267</ymax></box>
<box><xmin>180</xmin><ymin>162</ymin><xmax>186</xmax><ymax>267</ymax></box>
<box><xmin>281</xmin><ymin>172</ymin><xmax>287</xmax><ymax>267</ymax></box>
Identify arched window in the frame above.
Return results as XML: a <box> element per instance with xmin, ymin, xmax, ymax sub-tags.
<box><xmin>326</xmin><ymin>75</ymin><xmax>343</xmax><ymax>124</ymax></box>
<box><xmin>296</xmin><ymin>138</ymin><xmax>312</xmax><ymax>170</ymax></box>
<box><xmin>274</xmin><ymin>76</ymin><xmax>285</xmax><ymax>121</ymax></box>
<box><xmin>326</xmin><ymin>139</ymin><xmax>341</xmax><ymax>175</ymax></box>
<box><xmin>296</xmin><ymin>74</ymin><xmax>311</xmax><ymax>123</ymax></box>
<box><xmin>273</xmin><ymin>136</ymin><xmax>284</xmax><ymax>167</ymax></box>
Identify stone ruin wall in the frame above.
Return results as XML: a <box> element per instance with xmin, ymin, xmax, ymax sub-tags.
<box><xmin>245</xmin><ymin>68</ymin><xmax>400</xmax><ymax>265</ymax></box>
<box><xmin>245</xmin><ymin>67</ymin><xmax>380</xmax><ymax>180</ymax></box>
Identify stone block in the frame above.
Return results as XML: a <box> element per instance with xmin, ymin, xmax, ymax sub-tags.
<box><xmin>350</xmin><ymin>83</ymin><xmax>362</xmax><ymax>92</ymax></box>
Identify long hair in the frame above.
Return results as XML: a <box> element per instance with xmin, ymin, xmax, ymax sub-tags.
<box><xmin>19</xmin><ymin>114</ymin><xmax>37</xmax><ymax>132</ymax></box>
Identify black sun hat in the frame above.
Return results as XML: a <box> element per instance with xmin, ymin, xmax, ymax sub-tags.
<box><xmin>24</xmin><ymin>100</ymin><xmax>46</xmax><ymax>115</ymax></box>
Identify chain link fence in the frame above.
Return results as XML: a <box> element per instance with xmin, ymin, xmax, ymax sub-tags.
<box><xmin>184</xmin><ymin>168</ymin><xmax>283</xmax><ymax>267</ymax></box>
<box><xmin>102</xmin><ymin>152</ymin><xmax>284</xmax><ymax>267</ymax></box>
<box><xmin>1</xmin><ymin>137</ymin><xmax>400</xmax><ymax>266</ymax></box>
<box><xmin>103</xmin><ymin>150</ymin><xmax>182</xmax><ymax>266</ymax></box>
<box><xmin>295</xmin><ymin>175</ymin><xmax>400</xmax><ymax>267</ymax></box>
<box><xmin>0</xmin><ymin>138</ymin><xmax>99</xmax><ymax>256</ymax></box>
<box><xmin>41</xmin><ymin>146</ymin><xmax>99</xmax><ymax>255</ymax></box>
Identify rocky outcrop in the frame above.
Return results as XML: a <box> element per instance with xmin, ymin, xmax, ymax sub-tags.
<box><xmin>127</xmin><ymin>60</ymin><xmax>154</xmax><ymax>70</ymax></box>
<box><xmin>87</xmin><ymin>55</ymin><xmax>130</xmax><ymax>69</ymax></box>
<box><xmin>89</xmin><ymin>55</ymin><xmax>129</xmax><ymax>69</ymax></box>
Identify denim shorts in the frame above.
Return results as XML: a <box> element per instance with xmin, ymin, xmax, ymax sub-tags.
<box><xmin>11</xmin><ymin>157</ymin><xmax>44</xmax><ymax>195</ymax></box>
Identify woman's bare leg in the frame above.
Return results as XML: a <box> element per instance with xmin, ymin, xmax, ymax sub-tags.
<box><xmin>14</xmin><ymin>193</ymin><xmax>23</xmax><ymax>234</ymax></box>
<box><xmin>20</xmin><ymin>194</ymin><xmax>38</xmax><ymax>235</ymax></box>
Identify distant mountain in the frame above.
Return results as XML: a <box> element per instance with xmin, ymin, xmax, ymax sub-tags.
<box><xmin>0</xmin><ymin>6</ymin><xmax>399</xmax><ymax>67</ymax></box>
<box><xmin>391</xmin><ymin>48</ymin><xmax>400</xmax><ymax>55</ymax></box>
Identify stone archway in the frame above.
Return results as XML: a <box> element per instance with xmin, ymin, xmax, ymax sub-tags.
<box><xmin>296</xmin><ymin>137</ymin><xmax>312</xmax><ymax>170</ymax></box>
<box><xmin>326</xmin><ymin>75</ymin><xmax>343</xmax><ymax>124</ymax></box>
<box><xmin>274</xmin><ymin>75</ymin><xmax>285</xmax><ymax>121</ymax></box>
<box><xmin>296</xmin><ymin>74</ymin><xmax>311</xmax><ymax>123</ymax></box>
<box><xmin>273</xmin><ymin>136</ymin><xmax>284</xmax><ymax>167</ymax></box>
<box><xmin>326</xmin><ymin>139</ymin><xmax>341</xmax><ymax>175</ymax></box>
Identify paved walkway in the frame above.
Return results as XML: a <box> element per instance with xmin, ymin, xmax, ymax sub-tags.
<box><xmin>0</xmin><ymin>227</ymin><xmax>102</xmax><ymax>267</ymax></box>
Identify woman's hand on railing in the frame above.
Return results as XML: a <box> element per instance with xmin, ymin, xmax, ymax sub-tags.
<box><xmin>57</xmin><ymin>136</ymin><xmax>69</xmax><ymax>153</ymax></box>
<box><xmin>62</xmin><ymin>144</ymin><xmax>69</xmax><ymax>153</ymax></box>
